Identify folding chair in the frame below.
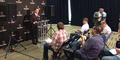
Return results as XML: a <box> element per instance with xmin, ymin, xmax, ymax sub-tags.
<box><xmin>52</xmin><ymin>39</ymin><xmax>72</xmax><ymax>60</ymax></box>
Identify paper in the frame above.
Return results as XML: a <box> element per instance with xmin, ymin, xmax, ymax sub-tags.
<box><xmin>45</xmin><ymin>38</ymin><xmax>52</xmax><ymax>43</ymax></box>
<box><xmin>109</xmin><ymin>49</ymin><xmax>117</xmax><ymax>55</ymax></box>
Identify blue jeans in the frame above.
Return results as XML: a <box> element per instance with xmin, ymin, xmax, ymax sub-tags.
<box><xmin>69</xmin><ymin>50</ymin><xmax>84</xmax><ymax>60</ymax></box>
<box><xmin>102</xmin><ymin>48</ymin><xmax>120</xmax><ymax>60</ymax></box>
<box><xmin>71</xmin><ymin>41</ymin><xmax>82</xmax><ymax>51</ymax></box>
<box><xmin>103</xmin><ymin>48</ymin><xmax>113</xmax><ymax>56</ymax></box>
<box><xmin>102</xmin><ymin>56</ymin><xmax>120</xmax><ymax>60</ymax></box>
<box><xmin>43</xmin><ymin>43</ymin><xmax>57</xmax><ymax>60</ymax></box>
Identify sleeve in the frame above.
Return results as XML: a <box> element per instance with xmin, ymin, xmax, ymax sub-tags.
<box><xmin>93</xmin><ymin>12</ymin><xmax>99</xmax><ymax>18</ymax></box>
<box><xmin>103</xmin><ymin>12</ymin><xmax>107</xmax><ymax>17</ymax></box>
<box><xmin>84</xmin><ymin>38</ymin><xmax>94</xmax><ymax>50</ymax></box>
<box><xmin>47</xmin><ymin>32</ymin><xmax>59</xmax><ymax>46</ymax></box>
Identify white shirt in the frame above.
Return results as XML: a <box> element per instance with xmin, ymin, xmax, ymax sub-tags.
<box><xmin>80</xmin><ymin>23</ymin><xmax>89</xmax><ymax>34</ymax></box>
<box><xmin>103</xmin><ymin>25</ymin><xmax>112</xmax><ymax>37</ymax></box>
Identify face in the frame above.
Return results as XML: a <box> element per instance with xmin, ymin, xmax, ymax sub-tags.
<box><xmin>91</xmin><ymin>27</ymin><xmax>96</xmax><ymax>35</ymax></box>
<box><xmin>101</xmin><ymin>23</ymin><xmax>105</xmax><ymax>27</ymax></box>
<box><xmin>35</xmin><ymin>9</ymin><xmax>39</xmax><ymax>14</ymax></box>
<box><xmin>83</xmin><ymin>20</ymin><xmax>86</xmax><ymax>24</ymax></box>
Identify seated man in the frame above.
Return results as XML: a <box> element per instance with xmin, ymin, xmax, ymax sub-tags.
<box><xmin>102</xmin><ymin>38</ymin><xmax>120</xmax><ymax>60</ymax></box>
<box><xmin>70</xmin><ymin>18</ymin><xmax>89</xmax><ymax>39</ymax></box>
<box><xmin>43</xmin><ymin>22</ymin><xmax>68</xmax><ymax>60</ymax></box>
<box><xmin>76</xmin><ymin>18</ymin><xmax>89</xmax><ymax>34</ymax></box>
<box><xmin>102</xmin><ymin>48</ymin><xmax>120</xmax><ymax>60</ymax></box>
<box><xmin>68</xmin><ymin>25</ymin><xmax>104</xmax><ymax>60</ymax></box>
<box><xmin>101</xmin><ymin>21</ymin><xmax>112</xmax><ymax>38</ymax></box>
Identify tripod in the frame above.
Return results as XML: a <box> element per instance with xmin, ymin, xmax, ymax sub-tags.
<box><xmin>5</xmin><ymin>19</ymin><xmax>26</xmax><ymax>59</ymax></box>
<box><xmin>46</xmin><ymin>16</ymin><xmax>56</xmax><ymax>38</ymax></box>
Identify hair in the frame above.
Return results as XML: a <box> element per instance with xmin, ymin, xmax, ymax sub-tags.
<box><xmin>34</xmin><ymin>8</ymin><xmax>39</xmax><ymax>11</ymax></box>
<box><xmin>83</xmin><ymin>18</ymin><xmax>88</xmax><ymax>22</ymax></box>
<box><xmin>101</xmin><ymin>21</ymin><xmax>106</xmax><ymax>24</ymax></box>
<box><xmin>57</xmin><ymin>22</ymin><xmax>64</xmax><ymax>30</ymax></box>
<box><xmin>99</xmin><ymin>8</ymin><xmax>104</xmax><ymax>11</ymax></box>
<box><xmin>93</xmin><ymin>25</ymin><xmax>102</xmax><ymax>34</ymax></box>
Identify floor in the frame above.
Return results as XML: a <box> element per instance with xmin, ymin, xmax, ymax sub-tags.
<box><xmin>0</xmin><ymin>24</ymin><xmax>119</xmax><ymax>60</ymax></box>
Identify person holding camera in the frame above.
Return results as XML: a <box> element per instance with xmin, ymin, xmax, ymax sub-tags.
<box><xmin>68</xmin><ymin>25</ymin><xmax>104</xmax><ymax>60</ymax></box>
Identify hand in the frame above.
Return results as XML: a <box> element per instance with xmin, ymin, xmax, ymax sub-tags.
<box><xmin>35</xmin><ymin>21</ymin><xmax>37</xmax><ymax>23</ymax></box>
<box><xmin>98</xmin><ymin>16</ymin><xmax>100</xmax><ymax>18</ymax></box>
<box><xmin>116</xmin><ymin>48</ymin><xmax>120</xmax><ymax>54</ymax></box>
<box><xmin>77</xmin><ymin>30</ymin><xmax>80</xmax><ymax>33</ymax></box>
<box><xmin>79</xmin><ymin>34</ymin><xmax>84</xmax><ymax>39</ymax></box>
<box><xmin>119</xmin><ymin>19</ymin><xmax>120</xmax><ymax>20</ymax></box>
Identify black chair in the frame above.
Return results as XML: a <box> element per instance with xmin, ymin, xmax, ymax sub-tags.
<box><xmin>52</xmin><ymin>39</ymin><xmax>72</xmax><ymax>60</ymax></box>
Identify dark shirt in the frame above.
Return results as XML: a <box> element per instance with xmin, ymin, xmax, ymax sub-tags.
<box><xmin>78</xmin><ymin>35</ymin><xmax>104</xmax><ymax>60</ymax></box>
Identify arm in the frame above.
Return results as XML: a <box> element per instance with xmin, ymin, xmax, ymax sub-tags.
<box><xmin>116</xmin><ymin>48</ymin><xmax>120</xmax><ymax>54</ymax></box>
<box><xmin>47</xmin><ymin>33</ymin><xmax>58</xmax><ymax>46</ymax></box>
<box><xmin>80</xmin><ymin>34</ymin><xmax>85</xmax><ymax>49</ymax></box>
<box><xmin>93</xmin><ymin>12</ymin><xmax>99</xmax><ymax>18</ymax></box>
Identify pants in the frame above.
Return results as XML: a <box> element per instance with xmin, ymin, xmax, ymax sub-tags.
<box><xmin>71</xmin><ymin>41</ymin><xmax>82</xmax><ymax>51</ymax></box>
<box><xmin>102</xmin><ymin>56</ymin><xmax>120</xmax><ymax>60</ymax></box>
<box><xmin>43</xmin><ymin>43</ymin><xmax>57</xmax><ymax>60</ymax></box>
<box><xmin>101</xmin><ymin>48</ymin><xmax>120</xmax><ymax>60</ymax></box>
<box><xmin>69</xmin><ymin>50</ymin><xmax>84</xmax><ymax>60</ymax></box>
<box><xmin>32</xmin><ymin>28</ymin><xmax>38</xmax><ymax>43</ymax></box>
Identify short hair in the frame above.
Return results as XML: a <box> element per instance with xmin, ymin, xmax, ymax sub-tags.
<box><xmin>34</xmin><ymin>8</ymin><xmax>39</xmax><ymax>11</ymax></box>
<box><xmin>93</xmin><ymin>25</ymin><xmax>102</xmax><ymax>34</ymax></box>
<box><xmin>99</xmin><ymin>25</ymin><xmax>103</xmax><ymax>32</ymax></box>
<box><xmin>101</xmin><ymin>21</ymin><xmax>106</xmax><ymax>24</ymax></box>
<box><xmin>99</xmin><ymin>8</ymin><xmax>104</xmax><ymax>11</ymax></box>
<box><xmin>57</xmin><ymin>22</ymin><xmax>64</xmax><ymax>30</ymax></box>
<box><xmin>83</xmin><ymin>18</ymin><xmax>88</xmax><ymax>22</ymax></box>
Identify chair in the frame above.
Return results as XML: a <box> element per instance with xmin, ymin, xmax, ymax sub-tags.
<box><xmin>52</xmin><ymin>39</ymin><xmax>72</xmax><ymax>60</ymax></box>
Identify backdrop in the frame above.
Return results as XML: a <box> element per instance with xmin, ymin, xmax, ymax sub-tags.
<box><xmin>71</xmin><ymin>0</ymin><xmax>120</xmax><ymax>31</ymax></box>
<box><xmin>0</xmin><ymin>0</ymin><xmax>46</xmax><ymax>45</ymax></box>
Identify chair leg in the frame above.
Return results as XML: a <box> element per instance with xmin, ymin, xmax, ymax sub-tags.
<box><xmin>105</xmin><ymin>44</ymin><xmax>109</xmax><ymax>48</ymax></box>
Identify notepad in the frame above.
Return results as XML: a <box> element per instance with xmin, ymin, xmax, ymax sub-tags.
<box><xmin>45</xmin><ymin>38</ymin><xmax>52</xmax><ymax>43</ymax></box>
<box><xmin>109</xmin><ymin>49</ymin><xmax>117</xmax><ymax>55</ymax></box>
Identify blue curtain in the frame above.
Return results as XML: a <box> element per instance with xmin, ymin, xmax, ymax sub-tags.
<box><xmin>71</xmin><ymin>0</ymin><xmax>120</xmax><ymax>31</ymax></box>
<box><xmin>46</xmin><ymin>0</ymin><xmax>69</xmax><ymax>24</ymax></box>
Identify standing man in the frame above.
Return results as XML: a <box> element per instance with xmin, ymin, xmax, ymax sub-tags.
<box><xmin>93</xmin><ymin>8</ymin><xmax>107</xmax><ymax>25</ymax></box>
<box><xmin>30</xmin><ymin>8</ymin><xmax>40</xmax><ymax>45</ymax></box>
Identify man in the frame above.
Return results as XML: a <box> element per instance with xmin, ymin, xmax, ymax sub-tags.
<box><xmin>101</xmin><ymin>21</ymin><xmax>112</xmax><ymax>38</ymax></box>
<box><xmin>102</xmin><ymin>48</ymin><xmax>120</xmax><ymax>60</ymax></box>
<box><xmin>69</xmin><ymin>25</ymin><xmax>104</xmax><ymax>60</ymax></box>
<box><xmin>76</xmin><ymin>18</ymin><xmax>89</xmax><ymax>34</ymax></box>
<box><xmin>93</xmin><ymin>8</ymin><xmax>107</xmax><ymax>25</ymax></box>
<box><xmin>30</xmin><ymin>8</ymin><xmax>40</xmax><ymax>44</ymax></box>
<box><xmin>43</xmin><ymin>22</ymin><xmax>68</xmax><ymax>60</ymax></box>
<box><xmin>70</xmin><ymin>18</ymin><xmax>89</xmax><ymax>39</ymax></box>
<box><xmin>102</xmin><ymin>38</ymin><xmax>120</xmax><ymax>60</ymax></box>
<box><xmin>70</xmin><ymin>25</ymin><xmax>106</xmax><ymax>51</ymax></box>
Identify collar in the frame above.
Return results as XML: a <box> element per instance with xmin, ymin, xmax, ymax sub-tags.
<box><xmin>35</xmin><ymin>13</ymin><xmax>38</xmax><ymax>16</ymax></box>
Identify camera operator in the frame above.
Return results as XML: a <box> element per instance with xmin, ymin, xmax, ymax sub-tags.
<box><xmin>68</xmin><ymin>25</ymin><xmax>104</xmax><ymax>60</ymax></box>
